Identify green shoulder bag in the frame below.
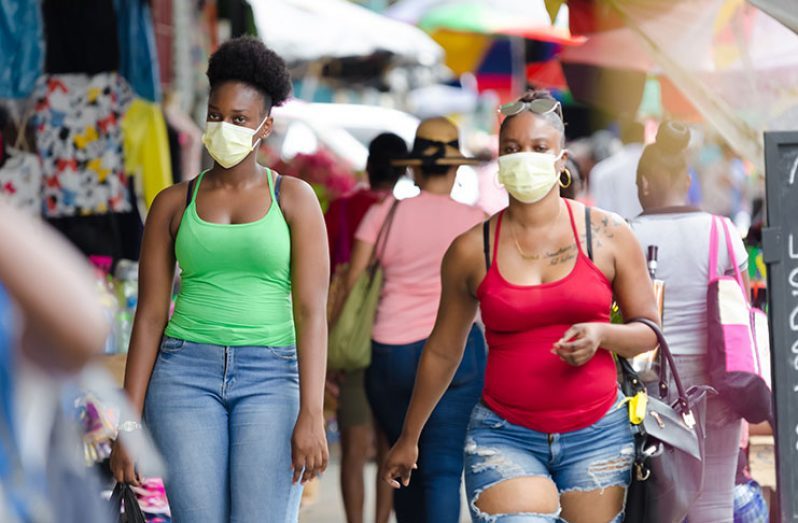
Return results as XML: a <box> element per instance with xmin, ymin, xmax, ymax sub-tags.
<box><xmin>328</xmin><ymin>200</ymin><xmax>399</xmax><ymax>370</ymax></box>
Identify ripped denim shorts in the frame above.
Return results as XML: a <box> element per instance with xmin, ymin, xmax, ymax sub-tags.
<box><xmin>464</xmin><ymin>390</ymin><xmax>634</xmax><ymax>523</ymax></box>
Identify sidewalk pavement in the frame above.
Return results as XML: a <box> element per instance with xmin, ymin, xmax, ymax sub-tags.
<box><xmin>300</xmin><ymin>445</ymin><xmax>470</xmax><ymax>522</ymax></box>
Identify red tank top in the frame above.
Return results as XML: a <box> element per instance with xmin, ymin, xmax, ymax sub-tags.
<box><xmin>477</xmin><ymin>200</ymin><xmax>617</xmax><ymax>433</ymax></box>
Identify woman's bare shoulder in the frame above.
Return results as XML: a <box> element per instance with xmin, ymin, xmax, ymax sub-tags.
<box><xmin>445</xmin><ymin>218</ymin><xmax>492</xmax><ymax>276</ymax></box>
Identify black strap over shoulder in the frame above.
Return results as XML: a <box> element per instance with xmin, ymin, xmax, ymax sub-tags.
<box><xmin>274</xmin><ymin>174</ymin><xmax>283</xmax><ymax>206</ymax></box>
<box><xmin>483</xmin><ymin>221</ymin><xmax>491</xmax><ymax>270</ymax></box>
<box><xmin>585</xmin><ymin>206</ymin><xmax>593</xmax><ymax>262</ymax></box>
<box><xmin>185</xmin><ymin>178</ymin><xmax>196</xmax><ymax>207</ymax></box>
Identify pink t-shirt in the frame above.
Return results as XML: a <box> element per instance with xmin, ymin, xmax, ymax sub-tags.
<box><xmin>355</xmin><ymin>191</ymin><xmax>485</xmax><ymax>345</ymax></box>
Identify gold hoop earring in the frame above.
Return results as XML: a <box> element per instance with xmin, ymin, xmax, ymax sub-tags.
<box><xmin>559</xmin><ymin>168</ymin><xmax>572</xmax><ymax>189</ymax></box>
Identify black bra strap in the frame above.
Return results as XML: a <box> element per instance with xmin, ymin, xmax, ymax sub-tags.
<box><xmin>275</xmin><ymin>174</ymin><xmax>283</xmax><ymax>206</ymax></box>
<box><xmin>185</xmin><ymin>178</ymin><xmax>196</xmax><ymax>207</ymax></box>
<box><xmin>483</xmin><ymin>221</ymin><xmax>491</xmax><ymax>270</ymax></box>
<box><xmin>585</xmin><ymin>206</ymin><xmax>593</xmax><ymax>262</ymax></box>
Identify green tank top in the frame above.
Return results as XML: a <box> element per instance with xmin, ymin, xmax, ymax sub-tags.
<box><xmin>164</xmin><ymin>169</ymin><xmax>295</xmax><ymax>346</ymax></box>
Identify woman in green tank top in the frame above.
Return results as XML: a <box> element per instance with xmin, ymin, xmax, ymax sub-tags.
<box><xmin>110</xmin><ymin>37</ymin><xmax>330</xmax><ymax>522</ymax></box>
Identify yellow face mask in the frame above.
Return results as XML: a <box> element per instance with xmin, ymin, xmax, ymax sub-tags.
<box><xmin>497</xmin><ymin>150</ymin><xmax>564</xmax><ymax>204</ymax></box>
<box><xmin>201</xmin><ymin>115</ymin><xmax>268</xmax><ymax>169</ymax></box>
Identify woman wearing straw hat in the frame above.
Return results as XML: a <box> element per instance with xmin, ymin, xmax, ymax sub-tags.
<box><xmin>341</xmin><ymin>117</ymin><xmax>487</xmax><ymax>523</ymax></box>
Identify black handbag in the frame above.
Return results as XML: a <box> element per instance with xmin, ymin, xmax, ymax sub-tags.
<box><xmin>108</xmin><ymin>483</ymin><xmax>146</xmax><ymax>523</ymax></box>
<box><xmin>621</xmin><ymin>318</ymin><xmax>714</xmax><ymax>523</ymax></box>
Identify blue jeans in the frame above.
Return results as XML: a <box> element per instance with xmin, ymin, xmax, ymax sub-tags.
<box><xmin>143</xmin><ymin>337</ymin><xmax>302</xmax><ymax>523</ymax></box>
<box><xmin>464</xmin><ymin>391</ymin><xmax>634</xmax><ymax>523</ymax></box>
<box><xmin>365</xmin><ymin>324</ymin><xmax>487</xmax><ymax>523</ymax></box>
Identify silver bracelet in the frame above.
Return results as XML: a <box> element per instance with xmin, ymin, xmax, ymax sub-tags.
<box><xmin>118</xmin><ymin>420</ymin><xmax>142</xmax><ymax>433</ymax></box>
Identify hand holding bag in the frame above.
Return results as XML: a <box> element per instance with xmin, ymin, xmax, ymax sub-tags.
<box><xmin>622</xmin><ymin>318</ymin><xmax>714</xmax><ymax>523</ymax></box>
<box><xmin>327</xmin><ymin>200</ymin><xmax>399</xmax><ymax>371</ymax></box>
<box><xmin>706</xmin><ymin>216</ymin><xmax>772</xmax><ymax>423</ymax></box>
<box><xmin>109</xmin><ymin>483</ymin><xmax>146</xmax><ymax>523</ymax></box>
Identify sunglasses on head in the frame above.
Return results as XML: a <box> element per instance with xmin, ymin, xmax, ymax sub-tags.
<box><xmin>498</xmin><ymin>98</ymin><xmax>563</xmax><ymax>121</ymax></box>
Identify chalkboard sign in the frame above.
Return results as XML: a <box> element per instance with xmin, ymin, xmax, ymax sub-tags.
<box><xmin>763</xmin><ymin>131</ymin><xmax>798</xmax><ymax>522</ymax></box>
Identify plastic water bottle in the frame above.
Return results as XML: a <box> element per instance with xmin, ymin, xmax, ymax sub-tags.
<box><xmin>96</xmin><ymin>275</ymin><xmax>119</xmax><ymax>355</ymax></box>
<box><xmin>114</xmin><ymin>260</ymin><xmax>139</xmax><ymax>354</ymax></box>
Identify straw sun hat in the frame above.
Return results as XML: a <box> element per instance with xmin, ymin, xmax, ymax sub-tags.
<box><xmin>392</xmin><ymin>117</ymin><xmax>482</xmax><ymax>167</ymax></box>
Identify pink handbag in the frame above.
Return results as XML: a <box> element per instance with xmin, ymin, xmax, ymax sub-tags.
<box><xmin>706</xmin><ymin>216</ymin><xmax>772</xmax><ymax>423</ymax></box>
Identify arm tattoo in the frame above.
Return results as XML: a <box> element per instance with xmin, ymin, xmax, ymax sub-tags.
<box><xmin>587</xmin><ymin>213</ymin><xmax>625</xmax><ymax>250</ymax></box>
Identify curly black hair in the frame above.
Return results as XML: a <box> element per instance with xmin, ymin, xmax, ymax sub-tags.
<box><xmin>207</xmin><ymin>36</ymin><xmax>292</xmax><ymax>112</ymax></box>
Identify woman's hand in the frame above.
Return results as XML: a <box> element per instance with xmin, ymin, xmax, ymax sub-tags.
<box><xmin>109</xmin><ymin>439</ymin><xmax>140</xmax><ymax>486</ymax></box>
<box><xmin>291</xmin><ymin>410</ymin><xmax>329</xmax><ymax>484</ymax></box>
<box><xmin>552</xmin><ymin>323</ymin><xmax>606</xmax><ymax>367</ymax></box>
<box><xmin>382</xmin><ymin>436</ymin><xmax>419</xmax><ymax>489</ymax></box>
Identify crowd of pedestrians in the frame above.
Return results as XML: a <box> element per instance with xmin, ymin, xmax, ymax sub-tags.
<box><xmin>0</xmin><ymin>36</ymin><xmax>771</xmax><ymax>523</ymax></box>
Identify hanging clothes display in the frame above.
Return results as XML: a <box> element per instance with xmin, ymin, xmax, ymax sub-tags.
<box><xmin>115</xmin><ymin>0</ymin><xmax>162</xmax><ymax>102</ymax></box>
<box><xmin>34</xmin><ymin>73</ymin><xmax>143</xmax><ymax>262</ymax></box>
<box><xmin>121</xmin><ymin>98</ymin><xmax>173</xmax><ymax>208</ymax></box>
<box><xmin>42</xmin><ymin>0</ymin><xmax>119</xmax><ymax>75</ymax></box>
<box><xmin>0</xmin><ymin>0</ymin><xmax>44</xmax><ymax>98</ymax></box>
<box><xmin>0</xmin><ymin>148</ymin><xmax>44</xmax><ymax>216</ymax></box>
<box><xmin>33</xmin><ymin>72</ymin><xmax>133</xmax><ymax>218</ymax></box>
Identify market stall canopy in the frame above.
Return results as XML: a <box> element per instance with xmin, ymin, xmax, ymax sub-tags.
<box><xmin>560</xmin><ymin>0</ymin><xmax>798</xmax><ymax>169</ymax></box>
<box><xmin>749</xmin><ymin>0</ymin><xmax>798</xmax><ymax>34</ymax></box>
<box><xmin>248</xmin><ymin>0</ymin><xmax>443</xmax><ymax>66</ymax></box>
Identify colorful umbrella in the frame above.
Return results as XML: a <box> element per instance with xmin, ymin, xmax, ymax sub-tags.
<box><xmin>388</xmin><ymin>0</ymin><xmax>584</xmax><ymax>101</ymax></box>
<box><xmin>417</xmin><ymin>1</ymin><xmax>583</xmax><ymax>46</ymax></box>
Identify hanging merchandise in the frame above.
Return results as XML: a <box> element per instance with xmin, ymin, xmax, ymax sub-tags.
<box><xmin>42</xmin><ymin>0</ymin><xmax>119</xmax><ymax>75</ymax></box>
<box><xmin>0</xmin><ymin>148</ymin><xmax>44</xmax><ymax>216</ymax></box>
<box><xmin>121</xmin><ymin>99</ymin><xmax>173</xmax><ymax>208</ymax></box>
<box><xmin>115</xmin><ymin>0</ymin><xmax>162</xmax><ymax>102</ymax></box>
<box><xmin>0</xmin><ymin>0</ymin><xmax>44</xmax><ymax>98</ymax></box>
<box><xmin>33</xmin><ymin>72</ymin><xmax>134</xmax><ymax>218</ymax></box>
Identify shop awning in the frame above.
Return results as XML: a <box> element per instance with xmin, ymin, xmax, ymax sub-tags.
<box><xmin>248</xmin><ymin>0</ymin><xmax>443</xmax><ymax>66</ymax></box>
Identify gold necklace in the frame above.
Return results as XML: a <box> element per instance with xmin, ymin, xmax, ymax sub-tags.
<box><xmin>507</xmin><ymin>202</ymin><xmax>563</xmax><ymax>261</ymax></box>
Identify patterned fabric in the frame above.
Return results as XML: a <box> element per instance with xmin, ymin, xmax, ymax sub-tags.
<box><xmin>0</xmin><ymin>148</ymin><xmax>43</xmax><ymax>216</ymax></box>
<box><xmin>733</xmin><ymin>480</ymin><xmax>769</xmax><ymax>523</ymax></box>
<box><xmin>33</xmin><ymin>73</ymin><xmax>133</xmax><ymax>218</ymax></box>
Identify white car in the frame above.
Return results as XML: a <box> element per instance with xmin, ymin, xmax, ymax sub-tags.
<box><xmin>268</xmin><ymin>100</ymin><xmax>481</xmax><ymax>204</ymax></box>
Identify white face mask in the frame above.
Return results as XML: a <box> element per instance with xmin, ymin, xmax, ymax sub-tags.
<box><xmin>201</xmin><ymin>115</ymin><xmax>269</xmax><ymax>169</ymax></box>
<box><xmin>498</xmin><ymin>150</ymin><xmax>564</xmax><ymax>204</ymax></box>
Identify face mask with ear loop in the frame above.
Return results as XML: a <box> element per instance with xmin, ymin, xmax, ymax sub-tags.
<box><xmin>202</xmin><ymin>115</ymin><xmax>269</xmax><ymax>169</ymax></box>
<box><xmin>498</xmin><ymin>150</ymin><xmax>565</xmax><ymax>204</ymax></box>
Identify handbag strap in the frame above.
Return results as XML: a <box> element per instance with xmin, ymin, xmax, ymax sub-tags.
<box><xmin>369</xmin><ymin>199</ymin><xmax>400</xmax><ymax>270</ymax></box>
<box><xmin>625</xmin><ymin>317</ymin><xmax>691</xmax><ymax>412</ymax></box>
<box><xmin>110</xmin><ymin>483</ymin><xmax>146</xmax><ymax>523</ymax></box>
<box><xmin>707</xmin><ymin>215</ymin><xmax>720</xmax><ymax>282</ymax></box>
<box><xmin>719</xmin><ymin>217</ymin><xmax>749</xmax><ymax>303</ymax></box>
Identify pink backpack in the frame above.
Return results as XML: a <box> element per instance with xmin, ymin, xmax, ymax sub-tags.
<box><xmin>706</xmin><ymin>216</ymin><xmax>772</xmax><ymax>423</ymax></box>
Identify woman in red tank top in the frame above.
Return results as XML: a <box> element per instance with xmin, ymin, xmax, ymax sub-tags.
<box><xmin>381</xmin><ymin>90</ymin><xmax>660</xmax><ymax>523</ymax></box>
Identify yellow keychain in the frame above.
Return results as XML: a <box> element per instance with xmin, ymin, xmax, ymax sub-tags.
<box><xmin>628</xmin><ymin>391</ymin><xmax>648</xmax><ymax>425</ymax></box>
